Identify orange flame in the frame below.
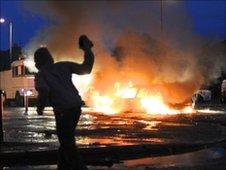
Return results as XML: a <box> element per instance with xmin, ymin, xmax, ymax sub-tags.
<box><xmin>140</xmin><ymin>94</ymin><xmax>193</xmax><ymax>115</ymax></box>
<box><xmin>72</xmin><ymin>75</ymin><xmax>194</xmax><ymax>115</ymax></box>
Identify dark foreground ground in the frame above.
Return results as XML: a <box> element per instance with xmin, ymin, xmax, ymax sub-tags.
<box><xmin>0</xmin><ymin>107</ymin><xmax>226</xmax><ymax>169</ymax></box>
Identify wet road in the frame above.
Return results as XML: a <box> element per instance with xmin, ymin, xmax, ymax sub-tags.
<box><xmin>2</xmin><ymin>107</ymin><xmax>226</xmax><ymax>146</ymax></box>
<box><xmin>1</xmin><ymin>107</ymin><xmax>226</xmax><ymax>169</ymax></box>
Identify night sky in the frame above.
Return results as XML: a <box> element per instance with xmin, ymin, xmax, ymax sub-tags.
<box><xmin>0</xmin><ymin>0</ymin><xmax>225</xmax><ymax>50</ymax></box>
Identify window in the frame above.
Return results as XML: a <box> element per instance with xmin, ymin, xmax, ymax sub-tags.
<box><xmin>18</xmin><ymin>66</ymin><xmax>22</xmax><ymax>76</ymax></box>
<box><xmin>12</xmin><ymin>65</ymin><xmax>34</xmax><ymax>77</ymax></box>
<box><xmin>21</xmin><ymin>65</ymin><xmax>25</xmax><ymax>75</ymax></box>
<box><xmin>12</xmin><ymin>66</ymin><xmax>18</xmax><ymax>77</ymax></box>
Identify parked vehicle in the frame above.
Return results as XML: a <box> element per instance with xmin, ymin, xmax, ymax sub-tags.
<box><xmin>221</xmin><ymin>79</ymin><xmax>226</xmax><ymax>105</ymax></box>
<box><xmin>192</xmin><ymin>90</ymin><xmax>211</xmax><ymax>107</ymax></box>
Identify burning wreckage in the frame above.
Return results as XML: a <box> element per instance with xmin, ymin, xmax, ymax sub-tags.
<box><xmin>19</xmin><ymin>33</ymin><xmax>225</xmax><ymax>115</ymax></box>
<box><xmin>70</xmin><ymin>37</ymin><xmax>226</xmax><ymax>115</ymax></box>
<box><xmin>73</xmin><ymin>75</ymin><xmax>194</xmax><ymax>115</ymax></box>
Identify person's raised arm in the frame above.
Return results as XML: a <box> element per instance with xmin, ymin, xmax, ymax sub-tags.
<box><xmin>69</xmin><ymin>35</ymin><xmax>95</xmax><ymax>75</ymax></box>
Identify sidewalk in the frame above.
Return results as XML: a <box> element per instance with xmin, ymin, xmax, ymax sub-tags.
<box><xmin>1</xmin><ymin>141</ymin><xmax>226</xmax><ymax>170</ymax></box>
<box><xmin>1</xmin><ymin>139</ymin><xmax>225</xmax><ymax>168</ymax></box>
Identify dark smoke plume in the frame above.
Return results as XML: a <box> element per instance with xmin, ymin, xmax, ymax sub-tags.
<box><xmin>23</xmin><ymin>1</ymin><xmax>225</xmax><ymax>104</ymax></box>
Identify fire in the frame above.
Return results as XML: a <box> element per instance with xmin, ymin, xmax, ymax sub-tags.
<box><xmin>140</xmin><ymin>94</ymin><xmax>193</xmax><ymax>115</ymax></box>
<box><xmin>88</xmin><ymin>82</ymin><xmax>138</xmax><ymax>114</ymax></box>
<box><xmin>115</xmin><ymin>81</ymin><xmax>137</xmax><ymax>99</ymax></box>
<box><xmin>72</xmin><ymin>74</ymin><xmax>92</xmax><ymax>96</ymax></box>
<box><xmin>91</xmin><ymin>93</ymin><xmax>116</xmax><ymax>115</ymax></box>
<box><xmin>72</xmin><ymin>75</ymin><xmax>194</xmax><ymax>115</ymax></box>
<box><xmin>141</xmin><ymin>94</ymin><xmax>174</xmax><ymax>114</ymax></box>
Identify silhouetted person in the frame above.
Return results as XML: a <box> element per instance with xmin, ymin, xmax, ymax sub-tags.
<box><xmin>34</xmin><ymin>35</ymin><xmax>94</xmax><ymax>170</ymax></box>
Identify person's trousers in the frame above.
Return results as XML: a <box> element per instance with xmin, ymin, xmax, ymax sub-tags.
<box><xmin>54</xmin><ymin>107</ymin><xmax>87</xmax><ymax>170</ymax></box>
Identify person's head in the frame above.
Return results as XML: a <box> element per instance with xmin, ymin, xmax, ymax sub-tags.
<box><xmin>34</xmin><ymin>47</ymin><xmax>54</xmax><ymax>70</ymax></box>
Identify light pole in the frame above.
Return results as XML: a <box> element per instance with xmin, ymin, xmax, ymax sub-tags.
<box><xmin>161</xmin><ymin>0</ymin><xmax>163</xmax><ymax>34</ymax></box>
<box><xmin>0</xmin><ymin>90</ymin><xmax>4</xmax><ymax>143</ymax></box>
<box><xmin>160</xmin><ymin>0</ymin><xmax>164</xmax><ymax>38</ymax></box>
<box><xmin>0</xmin><ymin>18</ymin><xmax>13</xmax><ymax>63</ymax></box>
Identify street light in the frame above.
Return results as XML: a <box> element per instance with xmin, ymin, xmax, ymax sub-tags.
<box><xmin>0</xmin><ymin>18</ymin><xmax>5</xmax><ymax>23</ymax></box>
<box><xmin>0</xmin><ymin>17</ymin><xmax>13</xmax><ymax>63</ymax></box>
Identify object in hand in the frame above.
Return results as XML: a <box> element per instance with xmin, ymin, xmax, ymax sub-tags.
<box><xmin>79</xmin><ymin>35</ymin><xmax>93</xmax><ymax>49</ymax></box>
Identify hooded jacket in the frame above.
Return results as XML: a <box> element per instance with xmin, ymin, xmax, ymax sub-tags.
<box><xmin>35</xmin><ymin>49</ymin><xmax>94</xmax><ymax>112</ymax></box>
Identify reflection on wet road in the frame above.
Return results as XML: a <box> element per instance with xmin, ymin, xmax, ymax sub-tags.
<box><xmin>3</xmin><ymin>107</ymin><xmax>226</xmax><ymax>147</ymax></box>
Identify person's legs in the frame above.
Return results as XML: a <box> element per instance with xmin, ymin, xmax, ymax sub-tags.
<box><xmin>57</xmin><ymin>146</ymin><xmax>71</xmax><ymax>170</ymax></box>
<box><xmin>55</xmin><ymin>111</ymin><xmax>73</xmax><ymax>170</ymax></box>
<box><xmin>55</xmin><ymin>107</ymin><xmax>87</xmax><ymax>170</ymax></box>
<box><xmin>71</xmin><ymin>108</ymin><xmax>87</xmax><ymax>170</ymax></box>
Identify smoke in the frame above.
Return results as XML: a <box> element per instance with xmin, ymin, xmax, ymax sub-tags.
<box><xmin>22</xmin><ymin>1</ymin><xmax>225</xmax><ymax>104</ymax></box>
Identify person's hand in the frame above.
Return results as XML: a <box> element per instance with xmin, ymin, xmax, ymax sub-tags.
<box><xmin>37</xmin><ymin>108</ymin><xmax>44</xmax><ymax>115</ymax></box>
<box><xmin>79</xmin><ymin>35</ymin><xmax>93</xmax><ymax>51</ymax></box>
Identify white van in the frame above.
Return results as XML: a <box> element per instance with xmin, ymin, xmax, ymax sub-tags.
<box><xmin>221</xmin><ymin>80</ymin><xmax>226</xmax><ymax>104</ymax></box>
<box><xmin>0</xmin><ymin>58</ymin><xmax>37</xmax><ymax>106</ymax></box>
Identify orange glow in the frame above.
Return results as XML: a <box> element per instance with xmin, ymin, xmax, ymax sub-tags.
<box><xmin>89</xmin><ymin>81</ymin><xmax>140</xmax><ymax>115</ymax></box>
<box><xmin>140</xmin><ymin>94</ymin><xmax>194</xmax><ymax>115</ymax></box>
<box><xmin>115</xmin><ymin>81</ymin><xmax>137</xmax><ymax>99</ymax></box>
<box><xmin>141</xmin><ymin>94</ymin><xmax>174</xmax><ymax>114</ymax></box>
<box><xmin>72</xmin><ymin>76</ymin><xmax>194</xmax><ymax>115</ymax></box>
<box><xmin>91</xmin><ymin>94</ymin><xmax>117</xmax><ymax>115</ymax></box>
<box><xmin>72</xmin><ymin>74</ymin><xmax>92</xmax><ymax>96</ymax></box>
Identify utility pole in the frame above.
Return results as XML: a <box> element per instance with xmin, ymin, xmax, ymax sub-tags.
<box><xmin>0</xmin><ymin>18</ymin><xmax>13</xmax><ymax>63</ymax></box>
<box><xmin>0</xmin><ymin>91</ymin><xmax>4</xmax><ymax>143</ymax></box>
<box><xmin>161</xmin><ymin>0</ymin><xmax>163</xmax><ymax>35</ymax></box>
<box><xmin>9</xmin><ymin>21</ymin><xmax>13</xmax><ymax>62</ymax></box>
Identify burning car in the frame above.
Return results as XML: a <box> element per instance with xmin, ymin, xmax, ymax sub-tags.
<box><xmin>72</xmin><ymin>73</ymin><xmax>193</xmax><ymax>115</ymax></box>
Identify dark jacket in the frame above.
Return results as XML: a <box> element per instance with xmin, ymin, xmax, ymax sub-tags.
<box><xmin>35</xmin><ymin>50</ymin><xmax>94</xmax><ymax>112</ymax></box>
